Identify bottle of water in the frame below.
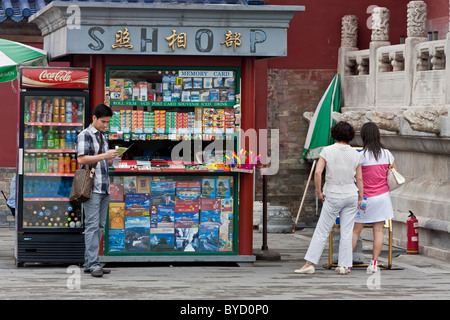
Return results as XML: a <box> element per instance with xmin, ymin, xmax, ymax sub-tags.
<box><xmin>357</xmin><ymin>197</ymin><xmax>368</xmax><ymax>218</ymax></box>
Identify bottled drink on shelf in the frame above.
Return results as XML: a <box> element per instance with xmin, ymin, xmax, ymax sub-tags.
<box><xmin>58</xmin><ymin>153</ymin><xmax>65</xmax><ymax>173</ymax></box>
<box><xmin>72</xmin><ymin>102</ymin><xmax>77</xmax><ymax>123</ymax></box>
<box><xmin>52</xmin><ymin>154</ymin><xmax>58</xmax><ymax>173</ymax></box>
<box><xmin>36</xmin><ymin>153</ymin><xmax>42</xmax><ymax>173</ymax></box>
<box><xmin>30</xmin><ymin>153</ymin><xmax>36</xmax><ymax>173</ymax></box>
<box><xmin>24</xmin><ymin>153</ymin><xmax>30</xmax><ymax>173</ymax></box>
<box><xmin>70</xmin><ymin>154</ymin><xmax>77</xmax><ymax>173</ymax></box>
<box><xmin>77</xmin><ymin>103</ymin><xmax>83</xmax><ymax>123</ymax></box>
<box><xmin>54</xmin><ymin>130</ymin><xmax>60</xmax><ymax>149</ymax></box>
<box><xmin>59</xmin><ymin>130</ymin><xmax>66</xmax><ymax>150</ymax></box>
<box><xmin>41</xmin><ymin>153</ymin><xmax>48</xmax><ymax>173</ymax></box>
<box><xmin>47</xmin><ymin>154</ymin><xmax>54</xmax><ymax>173</ymax></box>
<box><xmin>70</xmin><ymin>130</ymin><xmax>77</xmax><ymax>149</ymax></box>
<box><xmin>47</xmin><ymin>127</ymin><xmax>55</xmax><ymax>149</ymax></box>
<box><xmin>35</xmin><ymin>126</ymin><xmax>44</xmax><ymax>149</ymax></box>
<box><xmin>64</xmin><ymin>153</ymin><xmax>71</xmax><ymax>173</ymax></box>
<box><xmin>66</xmin><ymin>100</ymin><xmax>72</xmax><ymax>123</ymax></box>
<box><xmin>65</xmin><ymin>130</ymin><xmax>72</xmax><ymax>149</ymax></box>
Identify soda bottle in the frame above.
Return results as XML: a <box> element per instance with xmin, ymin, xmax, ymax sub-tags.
<box><xmin>70</xmin><ymin>130</ymin><xmax>77</xmax><ymax>149</ymax></box>
<box><xmin>64</xmin><ymin>153</ymin><xmax>71</xmax><ymax>173</ymax></box>
<box><xmin>42</xmin><ymin>153</ymin><xmax>48</xmax><ymax>173</ymax></box>
<box><xmin>70</xmin><ymin>154</ymin><xmax>77</xmax><ymax>173</ymax></box>
<box><xmin>24</xmin><ymin>153</ymin><xmax>30</xmax><ymax>173</ymax></box>
<box><xmin>35</xmin><ymin>126</ymin><xmax>44</xmax><ymax>149</ymax></box>
<box><xmin>47</xmin><ymin>154</ymin><xmax>54</xmax><ymax>173</ymax></box>
<box><xmin>30</xmin><ymin>153</ymin><xmax>36</xmax><ymax>173</ymax></box>
<box><xmin>47</xmin><ymin>127</ymin><xmax>55</xmax><ymax>149</ymax></box>
<box><xmin>357</xmin><ymin>197</ymin><xmax>368</xmax><ymax>219</ymax></box>
<box><xmin>72</xmin><ymin>102</ymin><xmax>77</xmax><ymax>123</ymax></box>
<box><xmin>65</xmin><ymin>130</ymin><xmax>72</xmax><ymax>149</ymax></box>
<box><xmin>77</xmin><ymin>103</ymin><xmax>83</xmax><ymax>123</ymax></box>
<box><xmin>58</xmin><ymin>153</ymin><xmax>65</xmax><ymax>173</ymax></box>
<box><xmin>54</xmin><ymin>130</ymin><xmax>60</xmax><ymax>149</ymax></box>
<box><xmin>52</xmin><ymin>154</ymin><xmax>59</xmax><ymax>173</ymax></box>
<box><xmin>59</xmin><ymin>130</ymin><xmax>66</xmax><ymax>150</ymax></box>
<box><xmin>36</xmin><ymin>153</ymin><xmax>42</xmax><ymax>173</ymax></box>
<box><xmin>66</xmin><ymin>100</ymin><xmax>72</xmax><ymax>123</ymax></box>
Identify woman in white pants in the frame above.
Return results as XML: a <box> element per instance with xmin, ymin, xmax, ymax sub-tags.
<box><xmin>295</xmin><ymin>121</ymin><xmax>363</xmax><ymax>275</ymax></box>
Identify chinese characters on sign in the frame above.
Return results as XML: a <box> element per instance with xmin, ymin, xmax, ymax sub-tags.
<box><xmin>163</xmin><ymin>29</ymin><xmax>242</xmax><ymax>52</ymax></box>
<box><xmin>165</xmin><ymin>30</ymin><xmax>187</xmax><ymax>51</ymax></box>
<box><xmin>112</xmin><ymin>28</ymin><xmax>133</xmax><ymax>49</ymax></box>
<box><xmin>220</xmin><ymin>30</ymin><xmax>242</xmax><ymax>51</ymax></box>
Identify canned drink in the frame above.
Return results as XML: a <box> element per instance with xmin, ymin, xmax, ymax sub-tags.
<box><xmin>66</xmin><ymin>101</ymin><xmax>72</xmax><ymax>109</ymax></box>
<box><xmin>36</xmin><ymin>100</ymin><xmax>43</xmax><ymax>113</ymax></box>
<box><xmin>42</xmin><ymin>102</ymin><xmax>49</xmax><ymax>114</ymax></box>
<box><xmin>37</xmin><ymin>112</ymin><xmax>44</xmax><ymax>122</ymax></box>
<box><xmin>25</xmin><ymin>111</ymin><xmax>31</xmax><ymax>123</ymax></box>
<box><xmin>48</xmin><ymin>103</ymin><xmax>53</xmax><ymax>116</ymax></box>
<box><xmin>30</xmin><ymin>100</ymin><xmax>37</xmax><ymax>112</ymax></box>
<box><xmin>53</xmin><ymin>114</ymin><xmax>60</xmax><ymax>123</ymax></box>
<box><xmin>53</xmin><ymin>98</ymin><xmax>59</xmax><ymax>107</ymax></box>
<box><xmin>30</xmin><ymin>111</ymin><xmax>36</xmax><ymax>122</ymax></box>
<box><xmin>54</xmin><ymin>105</ymin><xmax>60</xmax><ymax>115</ymax></box>
<box><xmin>44</xmin><ymin>113</ymin><xmax>52</xmax><ymax>123</ymax></box>
<box><xmin>60</xmin><ymin>98</ymin><xmax>65</xmax><ymax>107</ymax></box>
<box><xmin>60</xmin><ymin>114</ymin><xmax>65</xmax><ymax>123</ymax></box>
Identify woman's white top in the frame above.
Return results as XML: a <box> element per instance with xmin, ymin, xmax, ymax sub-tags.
<box><xmin>319</xmin><ymin>143</ymin><xmax>361</xmax><ymax>199</ymax></box>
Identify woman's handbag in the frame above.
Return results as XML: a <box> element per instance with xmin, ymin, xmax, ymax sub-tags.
<box><xmin>69</xmin><ymin>132</ymin><xmax>104</xmax><ymax>203</ymax></box>
<box><xmin>387</xmin><ymin>150</ymin><xmax>405</xmax><ymax>191</ymax></box>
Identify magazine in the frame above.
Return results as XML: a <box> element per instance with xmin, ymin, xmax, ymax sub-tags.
<box><xmin>150</xmin><ymin>228</ymin><xmax>175</xmax><ymax>252</ymax></box>
<box><xmin>175</xmin><ymin>227</ymin><xmax>200</xmax><ymax>252</ymax></box>
<box><xmin>199</xmin><ymin>224</ymin><xmax>219</xmax><ymax>252</ymax></box>
<box><xmin>124</xmin><ymin>216</ymin><xmax>150</xmax><ymax>252</ymax></box>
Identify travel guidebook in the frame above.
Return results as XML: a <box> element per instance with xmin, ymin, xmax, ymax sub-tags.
<box><xmin>157</xmin><ymin>204</ymin><xmax>175</xmax><ymax>228</ymax></box>
<box><xmin>200</xmin><ymin>198</ymin><xmax>221</xmax><ymax>224</ymax></box>
<box><xmin>175</xmin><ymin>227</ymin><xmax>200</xmax><ymax>252</ymax></box>
<box><xmin>199</xmin><ymin>224</ymin><xmax>219</xmax><ymax>251</ymax></box>
<box><xmin>124</xmin><ymin>216</ymin><xmax>151</xmax><ymax>252</ymax></box>
<box><xmin>174</xmin><ymin>211</ymin><xmax>199</xmax><ymax>228</ymax></box>
<box><xmin>109</xmin><ymin>202</ymin><xmax>125</xmax><ymax>229</ymax></box>
<box><xmin>150</xmin><ymin>228</ymin><xmax>175</xmax><ymax>252</ymax></box>
<box><xmin>109</xmin><ymin>229</ymin><xmax>125</xmax><ymax>252</ymax></box>
<box><xmin>201</xmin><ymin>178</ymin><xmax>216</xmax><ymax>198</ymax></box>
<box><xmin>151</xmin><ymin>181</ymin><xmax>176</xmax><ymax>206</ymax></box>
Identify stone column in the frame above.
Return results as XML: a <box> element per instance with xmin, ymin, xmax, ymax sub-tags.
<box><xmin>369</xmin><ymin>7</ymin><xmax>390</xmax><ymax>106</ymax></box>
<box><xmin>338</xmin><ymin>15</ymin><xmax>359</xmax><ymax>107</ymax></box>
<box><xmin>445</xmin><ymin>0</ymin><xmax>450</xmax><ymax>104</ymax></box>
<box><xmin>405</xmin><ymin>1</ymin><xmax>428</xmax><ymax>106</ymax></box>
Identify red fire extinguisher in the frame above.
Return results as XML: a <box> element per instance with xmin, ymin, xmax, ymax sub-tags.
<box><xmin>407</xmin><ymin>211</ymin><xmax>419</xmax><ymax>254</ymax></box>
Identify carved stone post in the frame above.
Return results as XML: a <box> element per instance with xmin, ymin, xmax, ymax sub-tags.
<box><xmin>338</xmin><ymin>15</ymin><xmax>359</xmax><ymax>108</ymax></box>
<box><xmin>446</xmin><ymin>0</ymin><xmax>450</xmax><ymax>104</ymax></box>
<box><xmin>405</xmin><ymin>1</ymin><xmax>428</xmax><ymax>106</ymax></box>
<box><xmin>370</xmin><ymin>7</ymin><xmax>390</xmax><ymax>106</ymax></box>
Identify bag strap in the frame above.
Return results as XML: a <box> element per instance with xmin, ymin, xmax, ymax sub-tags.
<box><xmin>386</xmin><ymin>149</ymin><xmax>394</xmax><ymax>168</ymax></box>
<box><xmin>84</xmin><ymin>131</ymin><xmax>104</xmax><ymax>171</ymax></box>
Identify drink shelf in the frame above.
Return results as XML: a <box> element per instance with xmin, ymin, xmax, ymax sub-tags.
<box><xmin>25</xmin><ymin>172</ymin><xmax>75</xmax><ymax>177</ymax></box>
<box><xmin>26</xmin><ymin>122</ymin><xmax>84</xmax><ymax>127</ymax></box>
<box><xmin>25</xmin><ymin>149</ymin><xmax>76</xmax><ymax>153</ymax></box>
<box><xmin>24</xmin><ymin>197</ymin><xmax>70</xmax><ymax>202</ymax></box>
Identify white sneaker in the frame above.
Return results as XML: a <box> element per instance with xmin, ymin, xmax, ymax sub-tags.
<box><xmin>367</xmin><ymin>264</ymin><xmax>378</xmax><ymax>273</ymax></box>
<box><xmin>335</xmin><ymin>266</ymin><xmax>350</xmax><ymax>275</ymax></box>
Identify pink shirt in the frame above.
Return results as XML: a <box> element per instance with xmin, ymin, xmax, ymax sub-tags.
<box><xmin>360</xmin><ymin>148</ymin><xmax>392</xmax><ymax>197</ymax></box>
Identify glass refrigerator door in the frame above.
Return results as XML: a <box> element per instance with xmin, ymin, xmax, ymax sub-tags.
<box><xmin>22</xmin><ymin>95</ymin><xmax>86</xmax><ymax>230</ymax></box>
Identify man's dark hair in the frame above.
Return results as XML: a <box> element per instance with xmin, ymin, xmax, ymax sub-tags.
<box><xmin>330</xmin><ymin>121</ymin><xmax>355</xmax><ymax>143</ymax></box>
<box><xmin>92</xmin><ymin>104</ymin><xmax>113</xmax><ymax>119</ymax></box>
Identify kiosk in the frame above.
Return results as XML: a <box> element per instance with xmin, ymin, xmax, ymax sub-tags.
<box><xmin>30</xmin><ymin>2</ymin><xmax>304</xmax><ymax>266</ymax></box>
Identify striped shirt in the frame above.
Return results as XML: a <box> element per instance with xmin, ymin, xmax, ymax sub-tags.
<box><xmin>76</xmin><ymin>124</ymin><xmax>110</xmax><ymax>194</ymax></box>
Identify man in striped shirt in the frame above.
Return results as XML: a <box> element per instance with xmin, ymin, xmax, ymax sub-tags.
<box><xmin>76</xmin><ymin>104</ymin><xmax>119</xmax><ymax>277</ymax></box>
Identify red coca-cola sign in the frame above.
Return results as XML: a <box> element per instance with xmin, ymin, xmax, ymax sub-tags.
<box><xmin>21</xmin><ymin>67</ymin><xmax>89</xmax><ymax>89</ymax></box>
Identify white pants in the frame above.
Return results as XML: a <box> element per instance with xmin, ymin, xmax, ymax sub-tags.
<box><xmin>304</xmin><ymin>195</ymin><xmax>357</xmax><ymax>268</ymax></box>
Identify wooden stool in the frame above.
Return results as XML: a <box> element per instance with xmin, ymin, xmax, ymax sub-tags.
<box><xmin>324</xmin><ymin>219</ymin><xmax>393</xmax><ymax>269</ymax></box>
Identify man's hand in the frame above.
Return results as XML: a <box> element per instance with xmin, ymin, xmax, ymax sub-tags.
<box><xmin>103</xmin><ymin>149</ymin><xmax>120</xmax><ymax>161</ymax></box>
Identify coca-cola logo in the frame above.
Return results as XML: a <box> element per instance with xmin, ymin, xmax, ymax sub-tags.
<box><xmin>38</xmin><ymin>70</ymin><xmax>73</xmax><ymax>82</ymax></box>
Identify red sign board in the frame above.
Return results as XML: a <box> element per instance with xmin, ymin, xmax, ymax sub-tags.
<box><xmin>21</xmin><ymin>67</ymin><xmax>89</xmax><ymax>89</ymax></box>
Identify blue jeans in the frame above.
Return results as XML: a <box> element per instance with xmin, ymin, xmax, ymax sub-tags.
<box><xmin>83</xmin><ymin>192</ymin><xmax>109</xmax><ymax>271</ymax></box>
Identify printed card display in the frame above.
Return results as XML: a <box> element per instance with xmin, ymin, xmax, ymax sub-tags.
<box><xmin>216</xmin><ymin>178</ymin><xmax>231</xmax><ymax>198</ymax></box>
<box><xmin>175</xmin><ymin>227</ymin><xmax>200</xmax><ymax>252</ymax></box>
<box><xmin>199</xmin><ymin>224</ymin><xmax>219</xmax><ymax>252</ymax></box>
<box><xmin>109</xmin><ymin>229</ymin><xmax>125</xmax><ymax>252</ymax></box>
<box><xmin>109</xmin><ymin>202</ymin><xmax>125</xmax><ymax>229</ymax></box>
<box><xmin>151</xmin><ymin>181</ymin><xmax>176</xmax><ymax>206</ymax></box>
<box><xmin>150</xmin><ymin>228</ymin><xmax>175</xmax><ymax>252</ymax></box>
<box><xmin>125</xmin><ymin>216</ymin><xmax>150</xmax><ymax>252</ymax></box>
<box><xmin>200</xmin><ymin>198</ymin><xmax>221</xmax><ymax>224</ymax></box>
<box><xmin>157</xmin><ymin>204</ymin><xmax>175</xmax><ymax>228</ymax></box>
<box><xmin>201</xmin><ymin>179</ymin><xmax>216</xmax><ymax>198</ymax></box>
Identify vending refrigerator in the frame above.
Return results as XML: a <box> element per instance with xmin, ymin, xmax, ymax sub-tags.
<box><xmin>15</xmin><ymin>67</ymin><xmax>90</xmax><ymax>267</ymax></box>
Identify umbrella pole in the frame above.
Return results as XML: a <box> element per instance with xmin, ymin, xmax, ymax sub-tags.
<box><xmin>292</xmin><ymin>160</ymin><xmax>316</xmax><ymax>233</ymax></box>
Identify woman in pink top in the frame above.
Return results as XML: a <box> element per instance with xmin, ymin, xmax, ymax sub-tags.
<box><xmin>352</xmin><ymin>122</ymin><xmax>397</xmax><ymax>273</ymax></box>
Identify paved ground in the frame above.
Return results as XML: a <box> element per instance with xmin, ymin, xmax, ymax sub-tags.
<box><xmin>0</xmin><ymin>226</ymin><xmax>449</xmax><ymax>303</ymax></box>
